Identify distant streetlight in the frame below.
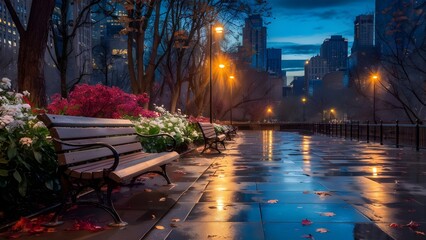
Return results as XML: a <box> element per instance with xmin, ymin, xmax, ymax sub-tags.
<box><xmin>372</xmin><ymin>74</ymin><xmax>379</xmax><ymax>123</ymax></box>
<box><xmin>267</xmin><ymin>107</ymin><xmax>272</xmax><ymax>122</ymax></box>
<box><xmin>229</xmin><ymin>75</ymin><xmax>235</xmax><ymax>125</ymax></box>
<box><xmin>329</xmin><ymin>108</ymin><xmax>335</xmax><ymax>121</ymax></box>
<box><xmin>209</xmin><ymin>24</ymin><xmax>224</xmax><ymax>123</ymax></box>
<box><xmin>219</xmin><ymin>63</ymin><xmax>225</xmax><ymax>69</ymax></box>
<box><xmin>301</xmin><ymin>97</ymin><xmax>307</xmax><ymax>122</ymax></box>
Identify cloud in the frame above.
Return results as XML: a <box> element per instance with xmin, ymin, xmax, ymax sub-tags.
<box><xmin>268</xmin><ymin>42</ymin><xmax>321</xmax><ymax>55</ymax></box>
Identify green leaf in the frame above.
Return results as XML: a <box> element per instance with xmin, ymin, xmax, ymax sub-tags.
<box><xmin>33</xmin><ymin>151</ymin><xmax>42</xmax><ymax>163</ymax></box>
<box><xmin>13</xmin><ymin>170</ymin><xmax>22</xmax><ymax>183</ymax></box>
<box><xmin>18</xmin><ymin>177</ymin><xmax>27</xmax><ymax>197</ymax></box>
<box><xmin>7</xmin><ymin>146</ymin><xmax>17</xmax><ymax>159</ymax></box>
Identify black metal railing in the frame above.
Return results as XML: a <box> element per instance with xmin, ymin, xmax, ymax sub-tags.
<box><xmin>311</xmin><ymin>120</ymin><xmax>425</xmax><ymax>151</ymax></box>
<box><xmin>235</xmin><ymin>121</ymin><xmax>426</xmax><ymax>151</ymax></box>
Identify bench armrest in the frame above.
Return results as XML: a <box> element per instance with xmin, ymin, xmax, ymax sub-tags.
<box><xmin>136</xmin><ymin>133</ymin><xmax>177</xmax><ymax>152</ymax></box>
<box><xmin>53</xmin><ymin>138</ymin><xmax>120</xmax><ymax>171</ymax></box>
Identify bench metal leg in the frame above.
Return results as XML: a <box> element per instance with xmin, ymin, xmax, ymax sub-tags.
<box><xmin>140</xmin><ymin>165</ymin><xmax>172</xmax><ymax>185</ymax></box>
<box><xmin>105</xmin><ymin>183</ymin><xmax>128</xmax><ymax>227</ymax></box>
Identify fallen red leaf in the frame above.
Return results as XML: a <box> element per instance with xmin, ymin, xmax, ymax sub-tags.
<box><xmin>67</xmin><ymin>220</ymin><xmax>104</xmax><ymax>232</ymax></box>
<box><xmin>302</xmin><ymin>219</ymin><xmax>313</xmax><ymax>226</ymax></box>
<box><xmin>406</xmin><ymin>221</ymin><xmax>420</xmax><ymax>229</ymax></box>
<box><xmin>415</xmin><ymin>231</ymin><xmax>425</xmax><ymax>236</ymax></box>
<box><xmin>389</xmin><ymin>223</ymin><xmax>400</xmax><ymax>228</ymax></box>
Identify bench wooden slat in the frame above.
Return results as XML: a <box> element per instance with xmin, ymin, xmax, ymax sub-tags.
<box><xmin>51</xmin><ymin>127</ymin><xmax>137</xmax><ymax>140</ymax></box>
<box><xmin>58</xmin><ymin>142</ymin><xmax>143</xmax><ymax>165</ymax></box>
<box><xmin>38</xmin><ymin>114</ymin><xmax>134</xmax><ymax>128</ymax></box>
<box><xmin>54</xmin><ymin>135</ymin><xmax>141</xmax><ymax>151</ymax></box>
<box><xmin>109</xmin><ymin>151</ymin><xmax>179</xmax><ymax>183</ymax></box>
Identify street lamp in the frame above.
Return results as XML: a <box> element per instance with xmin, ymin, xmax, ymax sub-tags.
<box><xmin>267</xmin><ymin>107</ymin><xmax>272</xmax><ymax>122</ymax></box>
<box><xmin>301</xmin><ymin>97</ymin><xmax>307</xmax><ymax>122</ymax></box>
<box><xmin>372</xmin><ymin>74</ymin><xmax>378</xmax><ymax>123</ymax></box>
<box><xmin>329</xmin><ymin>108</ymin><xmax>335</xmax><ymax>121</ymax></box>
<box><xmin>229</xmin><ymin>75</ymin><xmax>235</xmax><ymax>124</ymax></box>
<box><xmin>209</xmin><ymin>24</ymin><xmax>224</xmax><ymax>123</ymax></box>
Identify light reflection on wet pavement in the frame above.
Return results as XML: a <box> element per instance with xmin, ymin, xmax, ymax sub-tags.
<box><xmin>7</xmin><ymin>130</ymin><xmax>424</xmax><ymax>240</ymax></box>
<box><xmin>148</xmin><ymin>130</ymin><xmax>425</xmax><ymax>240</ymax></box>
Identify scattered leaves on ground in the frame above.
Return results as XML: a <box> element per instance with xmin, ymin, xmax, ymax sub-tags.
<box><xmin>301</xmin><ymin>219</ymin><xmax>313</xmax><ymax>226</ymax></box>
<box><xmin>267</xmin><ymin>199</ymin><xmax>279</xmax><ymax>204</ymax></box>
<box><xmin>415</xmin><ymin>231</ymin><xmax>425</xmax><ymax>236</ymax></box>
<box><xmin>171</xmin><ymin>218</ymin><xmax>180</xmax><ymax>222</ymax></box>
<box><xmin>144</xmin><ymin>188</ymin><xmax>153</xmax><ymax>192</ymax></box>
<box><xmin>67</xmin><ymin>220</ymin><xmax>104</xmax><ymax>232</ymax></box>
<box><xmin>155</xmin><ymin>225</ymin><xmax>165</xmax><ymax>230</ymax></box>
<box><xmin>159</xmin><ymin>197</ymin><xmax>166</xmax><ymax>202</ymax></box>
<box><xmin>151</xmin><ymin>214</ymin><xmax>156</xmax><ymax>219</ymax></box>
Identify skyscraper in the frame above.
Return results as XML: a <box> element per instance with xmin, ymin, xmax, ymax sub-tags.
<box><xmin>320</xmin><ymin>35</ymin><xmax>348</xmax><ymax>72</ymax></box>
<box><xmin>304</xmin><ymin>55</ymin><xmax>329</xmax><ymax>95</ymax></box>
<box><xmin>242</xmin><ymin>14</ymin><xmax>267</xmax><ymax>71</ymax></box>
<box><xmin>352</xmin><ymin>15</ymin><xmax>374</xmax><ymax>53</ymax></box>
<box><xmin>349</xmin><ymin>14</ymin><xmax>377</xmax><ymax>88</ymax></box>
<box><xmin>266</xmin><ymin>48</ymin><xmax>282</xmax><ymax>77</ymax></box>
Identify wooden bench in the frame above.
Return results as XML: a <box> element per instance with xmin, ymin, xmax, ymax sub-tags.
<box><xmin>38</xmin><ymin>114</ymin><xmax>180</xmax><ymax>227</ymax></box>
<box><xmin>197</xmin><ymin>122</ymin><xmax>226</xmax><ymax>153</ymax></box>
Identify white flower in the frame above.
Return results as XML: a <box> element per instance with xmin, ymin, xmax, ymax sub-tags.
<box><xmin>23</xmin><ymin>90</ymin><xmax>30</xmax><ymax>96</ymax></box>
<box><xmin>15</xmin><ymin>93</ymin><xmax>23</xmax><ymax>100</ymax></box>
<box><xmin>33</xmin><ymin>121</ymin><xmax>46</xmax><ymax>129</ymax></box>
<box><xmin>1</xmin><ymin>77</ymin><xmax>12</xmax><ymax>89</ymax></box>
<box><xmin>19</xmin><ymin>137</ymin><xmax>33</xmax><ymax>147</ymax></box>
<box><xmin>21</xmin><ymin>104</ymin><xmax>31</xmax><ymax>110</ymax></box>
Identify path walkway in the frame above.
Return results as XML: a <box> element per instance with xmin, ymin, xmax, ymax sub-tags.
<box><xmin>146</xmin><ymin>130</ymin><xmax>425</xmax><ymax>240</ymax></box>
<box><xmin>4</xmin><ymin>130</ymin><xmax>425</xmax><ymax>240</ymax></box>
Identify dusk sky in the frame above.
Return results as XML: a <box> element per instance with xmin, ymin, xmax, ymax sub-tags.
<box><xmin>266</xmin><ymin>0</ymin><xmax>375</xmax><ymax>60</ymax></box>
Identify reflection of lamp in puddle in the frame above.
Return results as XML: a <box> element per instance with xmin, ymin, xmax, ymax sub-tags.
<box><xmin>372</xmin><ymin>167</ymin><xmax>378</xmax><ymax>176</ymax></box>
<box><xmin>216</xmin><ymin>198</ymin><xmax>225</xmax><ymax>211</ymax></box>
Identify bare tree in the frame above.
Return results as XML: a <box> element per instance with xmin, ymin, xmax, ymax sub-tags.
<box><xmin>375</xmin><ymin>0</ymin><xmax>426</xmax><ymax>122</ymax></box>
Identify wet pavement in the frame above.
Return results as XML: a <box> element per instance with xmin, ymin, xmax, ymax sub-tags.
<box><xmin>3</xmin><ymin>130</ymin><xmax>426</xmax><ymax>239</ymax></box>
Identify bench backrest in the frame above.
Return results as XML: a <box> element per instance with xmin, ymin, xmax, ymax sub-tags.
<box><xmin>197</xmin><ymin>122</ymin><xmax>217</xmax><ymax>139</ymax></box>
<box><xmin>38</xmin><ymin>114</ymin><xmax>143</xmax><ymax>167</ymax></box>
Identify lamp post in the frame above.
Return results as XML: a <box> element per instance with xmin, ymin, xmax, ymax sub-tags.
<box><xmin>209</xmin><ymin>24</ymin><xmax>223</xmax><ymax>123</ymax></box>
<box><xmin>372</xmin><ymin>74</ymin><xmax>378</xmax><ymax>123</ymax></box>
<box><xmin>229</xmin><ymin>75</ymin><xmax>235</xmax><ymax>124</ymax></box>
<box><xmin>301</xmin><ymin>97</ymin><xmax>307</xmax><ymax>122</ymax></box>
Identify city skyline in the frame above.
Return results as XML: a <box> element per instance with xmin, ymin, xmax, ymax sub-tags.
<box><xmin>266</xmin><ymin>0</ymin><xmax>374</xmax><ymax>60</ymax></box>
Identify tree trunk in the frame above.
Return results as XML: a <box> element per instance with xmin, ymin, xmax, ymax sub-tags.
<box><xmin>14</xmin><ymin>0</ymin><xmax>55</xmax><ymax>107</ymax></box>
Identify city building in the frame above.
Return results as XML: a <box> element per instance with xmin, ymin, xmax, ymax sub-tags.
<box><xmin>266</xmin><ymin>48</ymin><xmax>282</xmax><ymax>77</ymax></box>
<box><xmin>349</xmin><ymin>14</ymin><xmax>378</xmax><ymax>88</ymax></box>
<box><xmin>320</xmin><ymin>35</ymin><xmax>348</xmax><ymax>72</ymax></box>
<box><xmin>242</xmin><ymin>14</ymin><xmax>267</xmax><ymax>71</ymax></box>
<box><xmin>352</xmin><ymin>14</ymin><xmax>374</xmax><ymax>53</ymax></box>
<box><xmin>304</xmin><ymin>55</ymin><xmax>329</xmax><ymax>95</ymax></box>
